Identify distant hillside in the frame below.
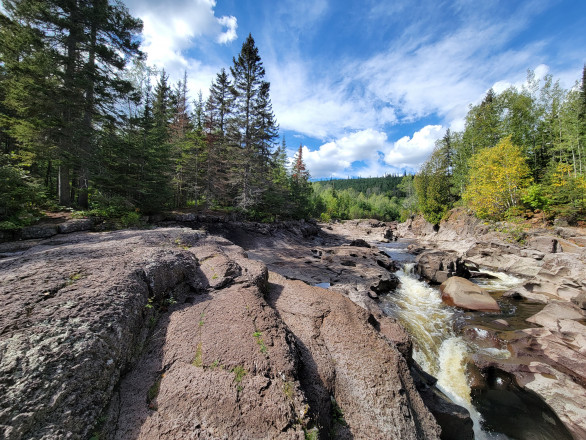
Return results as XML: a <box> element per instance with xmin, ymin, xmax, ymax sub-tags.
<box><xmin>313</xmin><ymin>175</ymin><xmax>408</xmax><ymax>196</ymax></box>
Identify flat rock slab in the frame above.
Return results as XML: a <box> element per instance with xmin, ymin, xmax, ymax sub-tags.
<box><xmin>439</xmin><ymin>276</ymin><xmax>500</xmax><ymax>312</ymax></box>
<box><xmin>0</xmin><ymin>228</ymin><xmax>204</xmax><ymax>439</ymax></box>
<box><xmin>266</xmin><ymin>272</ymin><xmax>441</xmax><ymax>440</ymax></box>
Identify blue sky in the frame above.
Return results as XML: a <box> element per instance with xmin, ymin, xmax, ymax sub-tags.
<box><xmin>123</xmin><ymin>0</ymin><xmax>586</xmax><ymax>179</ymax></box>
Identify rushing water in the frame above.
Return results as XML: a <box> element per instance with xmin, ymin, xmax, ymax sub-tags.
<box><xmin>378</xmin><ymin>241</ymin><xmax>572</xmax><ymax>440</ymax></box>
<box><xmin>382</xmin><ymin>264</ymin><xmax>496</xmax><ymax>439</ymax></box>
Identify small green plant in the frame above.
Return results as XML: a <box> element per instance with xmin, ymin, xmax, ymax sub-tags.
<box><xmin>174</xmin><ymin>238</ymin><xmax>190</xmax><ymax>250</ymax></box>
<box><xmin>232</xmin><ymin>365</ymin><xmax>247</xmax><ymax>383</ymax></box>
<box><xmin>166</xmin><ymin>296</ymin><xmax>177</xmax><ymax>306</ymax></box>
<box><xmin>331</xmin><ymin>396</ymin><xmax>346</xmax><ymax>426</ymax></box>
<box><xmin>66</xmin><ymin>272</ymin><xmax>83</xmax><ymax>285</ymax></box>
<box><xmin>145</xmin><ymin>298</ymin><xmax>154</xmax><ymax>309</ymax></box>
<box><xmin>192</xmin><ymin>342</ymin><xmax>203</xmax><ymax>367</ymax></box>
<box><xmin>148</xmin><ymin>315</ymin><xmax>158</xmax><ymax>328</ymax></box>
<box><xmin>147</xmin><ymin>377</ymin><xmax>161</xmax><ymax>409</ymax></box>
<box><xmin>211</xmin><ymin>273</ymin><xmax>218</xmax><ymax>280</ymax></box>
<box><xmin>253</xmin><ymin>331</ymin><xmax>268</xmax><ymax>354</ymax></box>
<box><xmin>199</xmin><ymin>312</ymin><xmax>205</xmax><ymax>327</ymax></box>
<box><xmin>210</xmin><ymin>360</ymin><xmax>220</xmax><ymax>369</ymax></box>
<box><xmin>283</xmin><ymin>381</ymin><xmax>294</xmax><ymax>399</ymax></box>
<box><xmin>304</xmin><ymin>427</ymin><xmax>319</xmax><ymax>440</ymax></box>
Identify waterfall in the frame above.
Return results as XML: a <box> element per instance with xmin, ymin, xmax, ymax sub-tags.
<box><xmin>387</xmin><ymin>265</ymin><xmax>510</xmax><ymax>440</ymax></box>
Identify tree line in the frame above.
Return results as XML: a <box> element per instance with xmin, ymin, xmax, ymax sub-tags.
<box><xmin>0</xmin><ymin>0</ymin><xmax>312</xmax><ymax>228</ymax></box>
<box><xmin>413</xmin><ymin>68</ymin><xmax>586</xmax><ymax>224</ymax></box>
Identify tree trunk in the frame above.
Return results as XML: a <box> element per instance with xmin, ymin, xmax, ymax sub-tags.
<box><xmin>77</xmin><ymin>2</ymin><xmax>97</xmax><ymax>210</ymax></box>
<box><xmin>58</xmin><ymin>165</ymin><xmax>71</xmax><ymax>206</ymax></box>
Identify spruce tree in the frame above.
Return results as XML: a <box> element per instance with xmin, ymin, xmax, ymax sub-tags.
<box><xmin>205</xmin><ymin>68</ymin><xmax>234</xmax><ymax>206</ymax></box>
<box><xmin>290</xmin><ymin>144</ymin><xmax>312</xmax><ymax>218</ymax></box>
<box><xmin>229</xmin><ymin>34</ymin><xmax>278</xmax><ymax>211</ymax></box>
<box><xmin>1</xmin><ymin>0</ymin><xmax>142</xmax><ymax>207</ymax></box>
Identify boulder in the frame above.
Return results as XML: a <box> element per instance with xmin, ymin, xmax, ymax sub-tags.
<box><xmin>370</xmin><ymin>273</ymin><xmax>400</xmax><ymax>293</ymax></box>
<box><xmin>415</xmin><ymin>250</ymin><xmax>470</xmax><ymax>284</ymax></box>
<box><xmin>57</xmin><ymin>218</ymin><xmax>93</xmax><ymax>234</ymax></box>
<box><xmin>439</xmin><ymin>277</ymin><xmax>500</xmax><ymax>312</ymax></box>
<box><xmin>266</xmin><ymin>272</ymin><xmax>441</xmax><ymax>439</ymax></box>
<box><xmin>20</xmin><ymin>225</ymin><xmax>58</xmax><ymax>240</ymax></box>
<box><xmin>411</xmin><ymin>363</ymin><xmax>474</xmax><ymax>440</ymax></box>
<box><xmin>349</xmin><ymin>238</ymin><xmax>371</xmax><ymax>248</ymax></box>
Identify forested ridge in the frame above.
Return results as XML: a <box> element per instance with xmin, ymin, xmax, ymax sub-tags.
<box><xmin>414</xmin><ymin>69</ymin><xmax>586</xmax><ymax>224</ymax></box>
<box><xmin>0</xmin><ymin>0</ymin><xmax>312</xmax><ymax>228</ymax></box>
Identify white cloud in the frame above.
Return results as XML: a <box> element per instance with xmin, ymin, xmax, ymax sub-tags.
<box><xmin>266</xmin><ymin>1</ymin><xmax>563</xmax><ymax>145</ymax></box>
<box><xmin>384</xmin><ymin>125</ymin><xmax>444</xmax><ymax>170</ymax></box>
<box><xmin>125</xmin><ymin>0</ymin><xmax>237</xmax><ymax>98</ymax></box>
<box><xmin>303</xmin><ymin>129</ymin><xmax>389</xmax><ymax>178</ymax></box>
<box><xmin>267</xmin><ymin>59</ymin><xmax>397</xmax><ymax>139</ymax></box>
<box><xmin>217</xmin><ymin>16</ymin><xmax>238</xmax><ymax>44</ymax></box>
<box><xmin>299</xmin><ymin>126</ymin><xmax>444</xmax><ymax>178</ymax></box>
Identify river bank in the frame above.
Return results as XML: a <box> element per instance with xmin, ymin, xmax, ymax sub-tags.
<box><xmin>0</xmin><ymin>221</ymin><xmax>443</xmax><ymax>440</ymax></box>
<box><xmin>394</xmin><ymin>209</ymin><xmax>586</xmax><ymax>439</ymax></box>
<box><xmin>1</xmin><ymin>213</ymin><xmax>583</xmax><ymax>439</ymax></box>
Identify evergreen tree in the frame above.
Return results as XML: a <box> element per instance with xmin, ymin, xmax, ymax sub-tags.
<box><xmin>1</xmin><ymin>0</ymin><xmax>142</xmax><ymax>207</ymax></box>
<box><xmin>204</xmin><ymin>68</ymin><xmax>234</xmax><ymax>206</ymax></box>
<box><xmin>229</xmin><ymin>34</ymin><xmax>278</xmax><ymax>210</ymax></box>
<box><xmin>290</xmin><ymin>144</ymin><xmax>312</xmax><ymax>218</ymax></box>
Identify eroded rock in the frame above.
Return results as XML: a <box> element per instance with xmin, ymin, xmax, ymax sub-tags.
<box><xmin>439</xmin><ymin>276</ymin><xmax>500</xmax><ymax>312</ymax></box>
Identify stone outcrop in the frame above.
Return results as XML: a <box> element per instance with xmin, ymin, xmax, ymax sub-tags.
<box><xmin>415</xmin><ymin>250</ymin><xmax>471</xmax><ymax>284</ymax></box>
<box><xmin>397</xmin><ymin>209</ymin><xmax>586</xmax><ymax>438</ymax></box>
<box><xmin>439</xmin><ymin>277</ymin><xmax>500</xmax><ymax>312</ymax></box>
<box><xmin>266</xmin><ymin>272</ymin><xmax>441</xmax><ymax>439</ymax></box>
<box><xmin>0</xmin><ymin>226</ymin><xmax>444</xmax><ymax>440</ymax></box>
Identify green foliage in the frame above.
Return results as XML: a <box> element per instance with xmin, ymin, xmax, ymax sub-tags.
<box><xmin>253</xmin><ymin>331</ymin><xmax>268</xmax><ymax>354</ymax></box>
<box><xmin>414</xmin><ymin>144</ymin><xmax>453</xmax><ymax>224</ymax></box>
<box><xmin>413</xmin><ymin>68</ymin><xmax>586</xmax><ymax>224</ymax></box>
<box><xmin>311</xmin><ymin>183</ymin><xmax>401</xmax><ymax>221</ymax></box>
<box><xmin>522</xmin><ymin>184</ymin><xmax>550</xmax><ymax>212</ymax></box>
<box><xmin>192</xmin><ymin>342</ymin><xmax>203</xmax><ymax>367</ymax></box>
<box><xmin>0</xmin><ymin>154</ymin><xmax>45</xmax><ymax>225</ymax></box>
<box><xmin>147</xmin><ymin>377</ymin><xmax>161</xmax><ymax>407</ymax></box>
<box><xmin>304</xmin><ymin>428</ymin><xmax>319</xmax><ymax>440</ymax></box>
<box><xmin>463</xmin><ymin>136</ymin><xmax>532</xmax><ymax>220</ymax></box>
<box><xmin>232</xmin><ymin>365</ymin><xmax>247</xmax><ymax>383</ymax></box>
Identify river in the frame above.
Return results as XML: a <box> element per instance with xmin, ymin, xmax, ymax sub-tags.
<box><xmin>378</xmin><ymin>240</ymin><xmax>573</xmax><ymax>440</ymax></box>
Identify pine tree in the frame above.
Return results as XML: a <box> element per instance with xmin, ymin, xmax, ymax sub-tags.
<box><xmin>229</xmin><ymin>34</ymin><xmax>278</xmax><ymax>210</ymax></box>
<box><xmin>205</xmin><ymin>68</ymin><xmax>234</xmax><ymax>206</ymax></box>
<box><xmin>1</xmin><ymin>0</ymin><xmax>143</xmax><ymax>208</ymax></box>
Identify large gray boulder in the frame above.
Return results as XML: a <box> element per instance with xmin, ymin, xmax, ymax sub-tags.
<box><xmin>439</xmin><ymin>276</ymin><xmax>500</xmax><ymax>312</ymax></box>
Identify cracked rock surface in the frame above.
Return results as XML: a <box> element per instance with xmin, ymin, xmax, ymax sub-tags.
<box><xmin>0</xmin><ymin>226</ymin><xmax>441</xmax><ymax>439</ymax></box>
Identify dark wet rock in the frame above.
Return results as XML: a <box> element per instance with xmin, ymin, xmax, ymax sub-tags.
<box><xmin>57</xmin><ymin>218</ymin><xmax>93</xmax><ymax>233</ymax></box>
<box><xmin>411</xmin><ymin>363</ymin><xmax>474</xmax><ymax>440</ymax></box>
<box><xmin>349</xmin><ymin>238</ymin><xmax>371</xmax><ymax>248</ymax></box>
<box><xmin>370</xmin><ymin>274</ymin><xmax>400</xmax><ymax>294</ymax></box>
<box><xmin>415</xmin><ymin>250</ymin><xmax>470</xmax><ymax>284</ymax></box>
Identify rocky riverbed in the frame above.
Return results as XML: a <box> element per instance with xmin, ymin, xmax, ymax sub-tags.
<box><xmin>1</xmin><ymin>211</ymin><xmax>583</xmax><ymax>439</ymax></box>
<box><xmin>0</xmin><ymin>222</ymin><xmax>444</xmax><ymax>440</ymax></box>
<box><xmin>396</xmin><ymin>209</ymin><xmax>586</xmax><ymax>439</ymax></box>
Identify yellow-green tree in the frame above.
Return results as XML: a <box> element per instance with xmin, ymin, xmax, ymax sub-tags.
<box><xmin>463</xmin><ymin>136</ymin><xmax>532</xmax><ymax>219</ymax></box>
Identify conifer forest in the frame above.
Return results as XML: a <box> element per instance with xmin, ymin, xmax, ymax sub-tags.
<box><xmin>0</xmin><ymin>0</ymin><xmax>585</xmax><ymax>227</ymax></box>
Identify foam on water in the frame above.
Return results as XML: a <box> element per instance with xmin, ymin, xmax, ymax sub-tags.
<box><xmin>391</xmin><ymin>265</ymin><xmax>511</xmax><ymax>439</ymax></box>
